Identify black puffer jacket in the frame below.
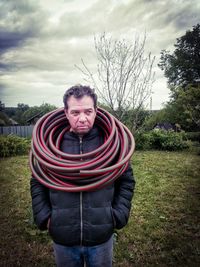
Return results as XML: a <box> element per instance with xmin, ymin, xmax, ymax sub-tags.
<box><xmin>30</xmin><ymin>126</ymin><xmax>135</xmax><ymax>246</ymax></box>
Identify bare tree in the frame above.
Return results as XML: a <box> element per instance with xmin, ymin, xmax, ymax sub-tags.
<box><xmin>76</xmin><ymin>33</ymin><xmax>155</xmax><ymax>132</ymax></box>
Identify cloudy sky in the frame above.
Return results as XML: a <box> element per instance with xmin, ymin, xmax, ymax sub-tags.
<box><xmin>0</xmin><ymin>0</ymin><xmax>199</xmax><ymax>109</ymax></box>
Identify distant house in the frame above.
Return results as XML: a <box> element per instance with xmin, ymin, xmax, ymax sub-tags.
<box><xmin>192</xmin><ymin>78</ymin><xmax>200</xmax><ymax>87</ymax></box>
<box><xmin>9</xmin><ymin>118</ymin><xmax>19</xmax><ymax>126</ymax></box>
<box><xmin>154</xmin><ymin>122</ymin><xmax>181</xmax><ymax>132</ymax></box>
<box><xmin>0</xmin><ymin>111</ymin><xmax>19</xmax><ymax>126</ymax></box>
<box><xmin>26</xmin><ymin>111</ymin><xmax>44</xmax><ymax>125</ymax></box>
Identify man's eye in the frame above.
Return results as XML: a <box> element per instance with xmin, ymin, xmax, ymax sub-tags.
<box><xmin>86</xmin><ymin>110</ymin><xmax>92</xmax><ymax>115</ymax></box>
<box><xmin>72</xmin><ymin>111</ymin><xmax>79</xmax><ymax>116</ymax></box>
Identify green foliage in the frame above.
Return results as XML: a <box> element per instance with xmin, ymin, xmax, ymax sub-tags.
<box><xmin>0</xmin><ymin>112</ymin><xmax>10</xmax><ymax>126</ymax></box>
<box><xmin>98</xmin><ymin>103</ymin><xmax>151</xmax><ymax>131</ymax></box>
<box><xmin>12</xmin><ymin>103</ymin><xmax>30</xmax><ymax>125</ymax></box>
<box><xmin>135</xmin><ymin>130</ymin><xmax>188</xmax><ymax>151</ymax></box>
<box><xmin>143</xmin><ymin>109</ymin><xmax>169</xmax><ymax>130</ymax></box>
<box><xmin>23</xmin><ymin>103</ymin><xmax>57</xmax><ymax>123</ymax></box>
<box><xmin>3</xmin><ymin>103</ymin><xmax>57</xmax><ymax>125</ymax></box>
<box><xmin>134</xmin><ymin>131</ymin><xmax>154</xmax><ymax>150</ymax></box>
<box><xmin>157</xmin><ymin>24</ymin><xmax>200</xmax><ymax>132</ymax></box>
<box><xmin>152</xmin><ymin>130</ymin><xmax>188</xmax><ymax>151</ymax></box>
<box><xmin>123</xmin><ymin>109</ymin><xmax>150</xmax><ymax>132</ymax></box>
<box><xmin>0</xmin><ymin>135</ymin><xmax>30</xmax><ymax>157</ymax></box>
<box><xmin>159</xmin><ymin>24</ymin><xmax>200</xmax><ymax>87</ymax></box>
<box><xmin>0</xmin><ymin>101</ymin><xmax>5</xmax><ymax>111</ymax></box>
<box><xmin>164</xmin><ymin>85</ymin><xmax>200</xmax><ymax>131</ymax></box>
<box><xmin>186</xmin><ymin>132</ymin><xmax>200</xmax><ymax>142</ymax></box>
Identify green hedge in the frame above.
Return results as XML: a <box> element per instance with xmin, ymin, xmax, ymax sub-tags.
<box><xmin>0</xmin><ymin>135</ymin><xmax>31</xmax><ymax>157</ymax></box>
<box><xmin>135</xmin><ymin>130</ymin><xmax>189</xmax><ymax>151</ymax></box>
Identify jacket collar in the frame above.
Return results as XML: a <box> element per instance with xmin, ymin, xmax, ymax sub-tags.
<box><xmin>64</xmin><ymin>125</ymin><xmax>100</xmax><ymax>141</ymax></box>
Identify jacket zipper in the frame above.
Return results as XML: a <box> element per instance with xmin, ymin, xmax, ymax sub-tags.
<box><xmin>80</xmin><ymin>192</ymin><xmax>83</xmax><ymax>245</ymax></box>
<box><xmin>79</xmin><ymin>136</ymin><xmax>83</xmax><ymax>246</ymax></box>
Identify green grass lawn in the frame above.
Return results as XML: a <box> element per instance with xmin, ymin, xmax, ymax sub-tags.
<box><xmin>0</xmin><ymin>150</ymin><xmax>199</xmax><ymax>267</ymax></box>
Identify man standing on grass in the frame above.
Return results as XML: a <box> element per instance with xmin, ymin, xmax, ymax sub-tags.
<box><xmin>30</xmin><ymin>84</ymin><xmax>135</xmax><ymax>267</ymax></box>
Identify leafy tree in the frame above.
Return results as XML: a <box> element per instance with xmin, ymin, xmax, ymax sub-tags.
<box><xmin>4</xmin><ymin>103</ymin><xmax>57</xmax><ymax>125</ymax></box>
<box><xmin>3</xmin><ymin>107</ymin><xmax>17</xmax><ymax>118</ymax></box>
<box><xmin>158</xmin><ymin>24</ymin><xmax>200</xmax><ymax>132</ymax></box>
<box><xmin>23</xmin><ymin>103</ymin><xmax>57</xmax><ymax>123</ymax></box>
<box><xmin>164</xmin><ymin>85</ymin><xmax>200</xmax><ymax>131</ymax></box>
<box><xmin>77</xmin><ymin>33</ymin><xmax>155</xmax><ymax>132</ymax></box>
<box><xmin>13</xmin><ymin>103</ymin><xmax>30</xmax><ymax>125</ymax></box>
<box><xmin>17</xmin><ymin>103</ymin><xmax>29</xmax><ymax>112</ymax></box>
<box><xmin>0</xmin><ymin>101</ymin><xmax>5</xmax><ymax>111</ymax></box>
<box><xmin>143</xmin><ymin>109</ymin><xmax>169</xmax><ymax>131</ymax></box>
<box><xmin>98</xmin><ymin>101</ymin><xmax>150</xmax><ymax>131</ymax></box>
<box><xmin>145</xmin><ymin>85</ymin><xmax>200</xmax><ymax>132</ymax></box>
<box><xmin>123</xmin><ymin>108</ymin><xmax>150</xmax><ymax>132</ymax></box>
<box><xmin>159</xmin><ymin>24</ymin><xmax>200</xmax><ymax>87</ymax></box>
<box><xmin>0</xmin><ymin>112</ymin><xmax>10</xmax><ymax>126</ymax></box>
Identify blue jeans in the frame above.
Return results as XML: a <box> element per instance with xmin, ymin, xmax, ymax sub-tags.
<box><xmin>53</xmin><ymin>235</ymin><xmax>113</xmax><ymax>267</ymax></box>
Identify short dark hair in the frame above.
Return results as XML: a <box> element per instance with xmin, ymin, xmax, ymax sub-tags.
<box><xmin>63</xmin><ymin>84</ymin><xmax>97</xmax><ymax>109</ymax></box>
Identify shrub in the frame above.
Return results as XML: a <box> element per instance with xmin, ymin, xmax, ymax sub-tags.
<box><xmin>135</xmin><ymin>130</ymin><xmax>188</xmax><ymax>151</ymax></box>
<box><xmin>134</xmin><ymin>131</ymin><xmax>154</xmax><ymax>150</ymax></box>
<box><xmin>0</xmin><ymin>135</ymin><xmax>31</xmax><ymax>157</ymax></box>
<box><xmin>151</xmin><ymin>130</ymin><xmax>188</xmax><ymax>151</ymax></box>
<box><xmin>186</xmin><ymin>132</ymin><xmax>200</xmax><ymax>142</ymax></box>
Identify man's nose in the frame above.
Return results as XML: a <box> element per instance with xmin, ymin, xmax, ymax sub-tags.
<box><xmin>79</xmin><ymin>113</ymin><xmax>87</xmax><ymax>122</ymax></box>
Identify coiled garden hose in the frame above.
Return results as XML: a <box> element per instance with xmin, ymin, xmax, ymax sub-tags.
<box><xmin>29</xmin><ymin>107</ymin><xmax>135</xmax><ymax>192</ymax></box>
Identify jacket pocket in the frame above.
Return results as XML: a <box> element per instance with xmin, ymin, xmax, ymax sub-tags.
<box><xmin>110</xmin><ymin>207</ymin><xmax>116</xmax><ymax>228</ymax></box>
<box><xmin>48</xmin><ymin>210</ymin><xmax>57</xmax><ymax>235</ymax></box>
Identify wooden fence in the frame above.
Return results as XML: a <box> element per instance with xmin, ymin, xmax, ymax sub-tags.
<box><xmin>0</xmin><ymin>125</ymin><xmax>34</xmax><ymax>138</ymax></box>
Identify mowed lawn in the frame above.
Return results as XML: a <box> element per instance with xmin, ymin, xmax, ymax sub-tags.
<box><xmin>0</xmin><ymin>150</ymin><xmax>199</xmax><ymax>267</ymax></box>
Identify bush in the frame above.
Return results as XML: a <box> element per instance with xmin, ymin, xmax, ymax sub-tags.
<box><xmin>186</xmin><ymin>132</ymin><xmax>200</xmax><ymax>142</ymax></box>
<box><xmin>135</xmin><ymin>130</ymin><xmax>188</xmax><ymax>151</ymax></box>
<box><xmin>0</xmin><ymin>135</ymin><xmax>31</xmax><ymax>157</ymax></box>
<box><xmin>134</xmin><ymin>131</ymin><xmax>154</xmax><ymax>150</ymax></box>
<box><xmin>151</xmin><ymin>130</ymin><xmax>188</xmax><ymax>151</ymax></box>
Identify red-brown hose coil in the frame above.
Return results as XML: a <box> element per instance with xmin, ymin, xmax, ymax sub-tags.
<box><xmin>29</xmin><ymin>107</ymin><xmax>135</xmax><ymax>192</ymax></box>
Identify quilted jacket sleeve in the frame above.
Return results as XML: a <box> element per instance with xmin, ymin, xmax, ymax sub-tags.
<box><xmin>30</xmin><ymin>177</ymin><xmax>51</xmax><ymax>230</ymax></box>
<box><xmin>112</xmin><ymin>163</ymin><xmax>135</xmax><ymax>229</ymax></box>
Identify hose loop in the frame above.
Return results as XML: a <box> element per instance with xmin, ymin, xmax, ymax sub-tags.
<box><xmin>29</xmin><ymin>107</ymin><xmax>135</xmax><ymax>192</ymax></box>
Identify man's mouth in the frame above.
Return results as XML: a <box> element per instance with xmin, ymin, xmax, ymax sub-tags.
<box><xmin>77</xmin><ymin>126</ymin><xmax>88</xmax><ymax>129</ymax></box>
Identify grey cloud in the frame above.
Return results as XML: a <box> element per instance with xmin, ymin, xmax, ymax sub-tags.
<box><xmin>44</xmin><ymin>0</ymin><xmax>115</xmax><ymax>38</ymax></box>
<box><xmin>0</xmin><ymin>0</ymin><xmax>47</xmax><ymax>54</ymax></box>
<box><xmin>0</xmin><ymin>0</ymin><xmax>38</xmax><ymax>15</ymax></box>
<box><xmin>168</xmin><ymin>6</ymin><xmax>200</xmax><ymax>30</ymax></box>
<box><xmin>106</xmin><ymin>0</ymin><xmax>200</xmax><ymax>53</ymax></box>
<box><xmin>49</xmin><ymin>13</ymin><xmax>96</xmax><ymax>38</ymax></box>
<box><xmin>0</xmin><ymin>30</ymin><xmax>35</xmax><ymax>53</ymax></box>
<box><xmin>111</xmin><ymin>0</ymin><xmax>200</xmax><ymax>32</ymax></box>
<box><xmin>0</xmin><ymin>61</ymin><xmax>13</xmax><ymax>71</ymax></box>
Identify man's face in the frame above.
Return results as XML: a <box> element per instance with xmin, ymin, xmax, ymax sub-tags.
<box><xmin>65</xmin><ymin>95</ymin><xmax>97</xmax><ymax>135</ymax></box>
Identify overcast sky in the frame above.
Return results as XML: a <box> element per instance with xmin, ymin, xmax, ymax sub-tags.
<box><xmin>0</xmin><ymin>0</ymin><xmax>199</xmax><ymax>109</ymax></box>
